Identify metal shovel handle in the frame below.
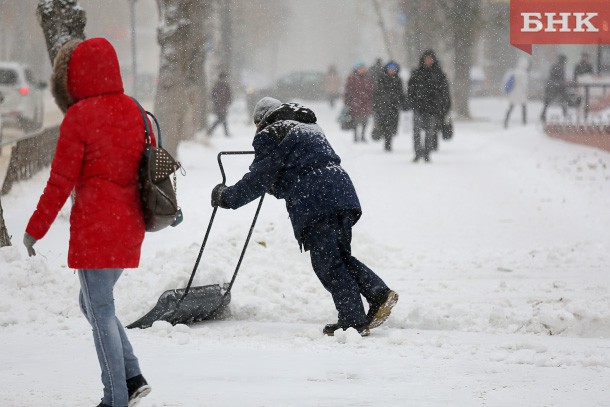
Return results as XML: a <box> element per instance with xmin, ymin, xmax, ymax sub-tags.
<box><xmin>178</xmin><ymin>151</ymin><xmax>263</xmax><ymax>304</ymax></box>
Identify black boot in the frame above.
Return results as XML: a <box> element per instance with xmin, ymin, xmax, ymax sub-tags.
<box><xmin>323</xmin><ymin>322</ymin><xmax>370</xmax><ymax>337</ymax></box>
<box><xmin>127</xmin><ymin>374</ymin><xmax>151</xmax><ymax>406</ymax></box>
<box><xmin>367</xmin><ymin>290</ymin><xmax>399</xmax><ymax>328</ymax></box>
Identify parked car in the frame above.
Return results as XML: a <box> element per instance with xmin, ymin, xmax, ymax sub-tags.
<box><xmin>246</xmin><ymin>70</ymin><xmax>327</xmax><ymax>114</ymax></box>
<box><xmin>0</xmin><ymin>62</ymin><xmax>46</xmax><ymax>133</ymax></box>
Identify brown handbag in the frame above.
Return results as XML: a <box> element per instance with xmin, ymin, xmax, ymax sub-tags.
<box><xmin>132</xmin><ymin>98</ymin><xmax>183</xmax><ymax>232</ymax></box>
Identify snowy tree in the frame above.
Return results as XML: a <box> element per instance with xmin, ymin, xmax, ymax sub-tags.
<box><xmin>213</xmin><ymin>0</ymin><xmax>233</xmax><ymax>76</ymax></box>
<box><xmin>400</xmin><ymin>0</ymin><xmax>481</xmax><ymax>119</ymax></box>
<box><xmin>399</xmin><ymin>0</ymin><xmax>445</xmax><ymax>68</ymax></box>
<box><xmin>438</xmin><ymin>0</ymin><xmax>481</xmax><ymax>119</ymax></box>
<box><xmin>36</xmin><ymin>0</ymin><xmax>87</xmax><ymax>64</ymax></box>
<box><xmin>154</xmin><ymin>0</ymin><xmax>211</xmax><ymax>157</ymax></box>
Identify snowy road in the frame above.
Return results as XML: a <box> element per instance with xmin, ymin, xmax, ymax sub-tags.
<box><xmin>1</xmin><ymin>98</ymin><xmax>610</xmax><ymax>406</ymax></box>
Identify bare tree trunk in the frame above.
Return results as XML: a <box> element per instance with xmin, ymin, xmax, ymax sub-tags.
<box><xmin>0</xmin><ymin>197</ymin><xmax>11</xmax><ymax>247</ymax></box>
<box><xmin>155</xmin><ymin>0</ymin><xmax>209</xmax><ymax>157</ymax></box>
<box><xmin>400</xmin><ymin>0</ymin><xmax>445</xmax><ymax>68</ymax></box>
<box><xmin>36</xmin><ymin>0</ymin><xmax>87</xmax><ymax>65</ymax></box>
<box><xmin>185</xmin><ymin>0</ymin><xmax>208</xmax><ymax>137</ymax></box>
<box><xmin>440</xmin><ymin>0</ymin><xmax>481</xmax><ymax>119</ymax></box>
<box><xmin>217</xmin><ymin>0</ymin><xmax>233</xmax><ymax>75</ymax></box>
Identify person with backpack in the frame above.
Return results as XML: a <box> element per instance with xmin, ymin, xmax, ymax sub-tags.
<box><xmin>503</xmin><ymin>58</ymin><xmax>529</xmax><ymax>129</ymax></box>
<box><xmin>210</xmin><ymin>96</ymin><xmax>399</xmax><ymax>337</ymax></box>
<box><xmin>23</xmin><ymin>38</ymin><xmax>151</xmax><ymax>407</ymax></box>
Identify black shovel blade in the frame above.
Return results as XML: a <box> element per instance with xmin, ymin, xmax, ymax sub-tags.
<box><xmin>126</xmin><ymin>284</ymin><xmax>231</xmax><ymax>329</ymax></box>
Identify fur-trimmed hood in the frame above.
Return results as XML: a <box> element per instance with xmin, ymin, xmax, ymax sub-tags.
<box><xmin>51</xmin><ymin>38</ymin><xmax>124</xmax><ymax>112</ymax></box>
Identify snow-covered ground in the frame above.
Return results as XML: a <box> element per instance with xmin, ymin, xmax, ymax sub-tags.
<box><xmin>2</xmin><ymin>97</ymin><xmax>610</xmax><ymax>406</ymax></box>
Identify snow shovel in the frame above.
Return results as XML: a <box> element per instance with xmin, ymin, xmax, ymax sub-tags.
<box><xmin>127</xmin><ymin>151</ymin><xmax>264</xmax><ymax>329</ymax></box>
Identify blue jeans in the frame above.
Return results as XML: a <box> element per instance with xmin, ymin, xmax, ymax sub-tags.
<box><xmin>303</xmin><ymin>213</ymin><xmax>390</xmax><ymax>326</ymax></box>
<box><xmin>78</xmin><ymin>269</ymin><xmax>141</xmax><ymax>407</ymax></box>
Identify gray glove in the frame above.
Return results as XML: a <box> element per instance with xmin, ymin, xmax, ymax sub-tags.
<box><xmin>23</xmin><ymin>232</ymin><xmax>37</xmax><ymax>257</ymax></box>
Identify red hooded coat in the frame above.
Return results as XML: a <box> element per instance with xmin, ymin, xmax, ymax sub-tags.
<box><xmin>26</xmin><ymin>38</ymin><xmax>153</xmax><ymax>269</ymax></box>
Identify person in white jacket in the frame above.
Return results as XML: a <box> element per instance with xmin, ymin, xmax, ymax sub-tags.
<box><xmin>503</xmin><ymin>58</ymin><xmax>529</xmax><ymax>128</ymax></box>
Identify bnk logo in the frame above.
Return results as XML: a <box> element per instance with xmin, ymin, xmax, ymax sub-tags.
<box><xmin>521</xmin><ymin>12</ymin><xmax>599</xmax><ymax>32</ymax></box>
<box><xmin>510</xmin><ymin>0</ymin><xmax>610</xmax><ymax>54</ymax></box>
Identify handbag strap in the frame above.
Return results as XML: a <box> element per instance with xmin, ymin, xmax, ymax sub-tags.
<box><xmin>131</xmin><ymin>97</ymin><xmax>163</xmax><ymax>147</ymax></box>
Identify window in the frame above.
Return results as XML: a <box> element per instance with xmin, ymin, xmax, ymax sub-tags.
<box><xmin>0</xmin><ymin>69</ymin><xmax>18</xmax><ymax>85</ymax></box>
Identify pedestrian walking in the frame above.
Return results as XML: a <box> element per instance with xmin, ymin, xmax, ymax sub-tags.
<box><xmin>23</xmin><ymin>38</ymin><xmax>151</xmax><ymax>407</ymax></box>
<box><xmin>207</xmin><ymin>71</ymin><xmax>232</xmax><ymax>137</ymax></box>
<box><xmin>369</xmin><ymin>57</ymin><xmax>384</xmax><ymax>86</ymax></box>
<box><xmin>540</xmin><ymin>54</ymin><xmax>569</xmax><ymax>122</ymax></box>
<box><xmin>372</xmin><ymin>61</ymin><xmax>406</xmax><ymax>152</ymax></box>
<box><xmin>503</xmin><ymin>58</ymin><xmax>529</xmax><ymax>128</ymax></box>
<box><xmin>323</xmin><ymin>64</ymin><xmax>342</xmax><ymax>108</ymax></box>
<box><xmin>344</xmin><ymin>61</ymin><xmax>374</xmax><ymax>143</ymax></box>
<box><xmin>211</xmin><ymin>96</ymin><xmax>399</xmax><ymax>337</ymax></box>
<box><xmin>406</xmin><ymin>50</ymin><xmax>451</xmax><ymax>162</ymax></box>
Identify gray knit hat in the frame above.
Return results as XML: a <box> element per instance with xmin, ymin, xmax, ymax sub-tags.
<box><xmin>253</xmin><ymin>96</ymin><xmax>281</xmax><ymax>125</ymax></box>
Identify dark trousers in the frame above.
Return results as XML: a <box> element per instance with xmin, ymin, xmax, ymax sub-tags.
<box><xmin>373</xmin><ymin>109</ymin><xmax>400</xmax><ymax>151</ymax></box>
<box><xmin>413</xmin><ymin>111</ymin><xmax>439</xmax><ymax>159</ymax></box>
<box><xmin>303</xmin><ymin>213</ymin><xmax>389</xmax><ymax>326</ymax></box>
<box><xmin>504</xmin><ymin>103</ymin><xmax>527</xmax><ymax>128</ymax></box>
<box><xmin>208</xmin><ymin>112</ymin><xmax>229</xmax><ymax>136</ymax></box>
<box><xmin>540</xmin><ymin>88</ymin><xmax>568</xmax><ymax>122</ymax></box>
<box><xmin>353</xmin><ymin>116</ymin><xmax>368</xmax><ymax>143</ymax></box>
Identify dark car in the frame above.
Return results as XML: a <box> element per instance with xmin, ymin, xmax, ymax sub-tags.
<box><xmin>246</xmin><ymin>71</ymin><xmax>326</xmax><ymax>114</ymax></box>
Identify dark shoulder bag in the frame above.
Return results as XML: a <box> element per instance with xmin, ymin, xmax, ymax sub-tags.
<box><xmin>132</xmin><ymin>98</ymin><xmax>183</xmax><ymax>232</ymax></box>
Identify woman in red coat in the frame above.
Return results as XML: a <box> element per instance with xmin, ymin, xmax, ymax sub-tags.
<box><xmin>23</xmin><ymin>38</ymin><xmax>151</xmax><ymax>407</ymax></box>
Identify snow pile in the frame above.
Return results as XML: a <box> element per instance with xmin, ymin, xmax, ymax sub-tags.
<box><xmin>2</xmin><ymin>97</ymin><xmax>610</xmax><ymax>405</ymax></box>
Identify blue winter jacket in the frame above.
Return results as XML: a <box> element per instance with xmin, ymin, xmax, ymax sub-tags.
<box><xmin>222</xmin><ymin>103</ymin><xmax>361</xmax><ymax>247</ymax></box>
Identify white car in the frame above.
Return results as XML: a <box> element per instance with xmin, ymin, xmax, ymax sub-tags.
<box><xmin>0</xmin><ymin>62</ymin><xmax>46</xmax><ymax>134</ymax></box>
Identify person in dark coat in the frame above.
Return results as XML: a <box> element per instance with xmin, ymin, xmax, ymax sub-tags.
<box><xmin>23</xmin><ymin>38</ymin><xmax>151</xmax><ymax>407</ymax></box>
<box><xmin>372</xmin><ymin>61</ymin><xmax>406</xmax><ymax>152</ymax></box>
<box><xmin>573</xmin><ymin>52</ymin><xmax>593</xmax><ymax>82</ymax></box>
<box><xmin>540</xmin><ymin>55</ymin><xmax>568</xmax><ymax>122</ymax></box>
<box><xmin>407</xmin><ymin>49</ymin><xmax>451</xmax><ymax>162</ymax></box>
<box><xmin>211</xmin><ymin>96</ymin><xmax>399</xmax><ymax>336</ymax></box>
<box><xmin>369</xmin><ymin>58</ymin><xmax>384</xmax><ymax>86</ymax></box>
<box><xmin>207</xmin><ymin>71</ymin><xmax>232</xmax><ymax>137</ymax></box>
<box><xmin>343</xmin><ymin>62</ymin><xmax>374</xmax><ymax>143</ymax></box>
